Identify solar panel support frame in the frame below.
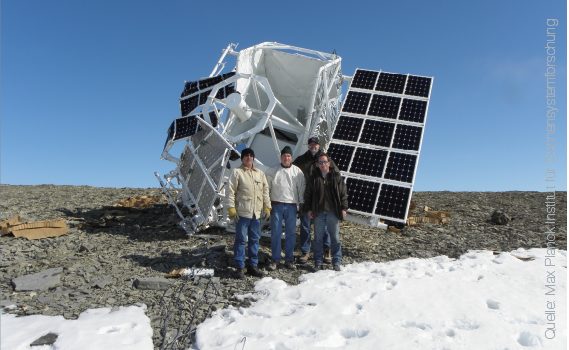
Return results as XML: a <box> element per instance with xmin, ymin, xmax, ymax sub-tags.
<box><xmin>209</xmin><ymin>43</ymin><xmax>238</xmax><ymax>77</ymax></box>
<box><xmin>303</xmin><ymin>57</ymin><xmax>344</xmax><ymax>153</ymax></box>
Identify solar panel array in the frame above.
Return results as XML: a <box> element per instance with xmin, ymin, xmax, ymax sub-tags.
<box><xmin>163</xmin><ymin>111</ymin><xmax>219</xmax><ymax>151</ymax></box>
<box><xmin>327</xmin><ymin>68</ymin><xmax>432</xmax><ymax>223</ymax></box>
<box><xmin>179</xmin><ymin>72</ymin><xmax>236</xmax><ymax>117</ymax></box>
<box><xmin>178</xmin><ymin>129</ymin><xmax>232</xmax><ymax>221</ymax></box>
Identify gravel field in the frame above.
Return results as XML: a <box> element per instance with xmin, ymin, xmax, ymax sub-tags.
<box><xmin>1</xmin><ymin>184</ymin><xmax>566</xmax><ymax>348</ymax></box>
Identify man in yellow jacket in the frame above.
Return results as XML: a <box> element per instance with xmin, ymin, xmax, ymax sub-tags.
<box><xmin>226</xmin><ymin>148</ymin><xmax>271</xmax><ymax>279</ymax></box>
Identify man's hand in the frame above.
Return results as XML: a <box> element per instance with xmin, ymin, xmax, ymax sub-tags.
<box><xmin>227</xmin><ymin>207</ymin><xmax>239</xmax><ymax>222</ymax></box>
<box><xmin>262</xmin><ymin>207</ymin><xmax>271</xmax><ymax>221</ymax></box>
<box><xmin>308</xmin><ymin>210</ymin><xmax>313</xmax><ymax>219</ymax></box>
<box><xmin>342</xmin><ymin>210</ymin><xmax>347</xmax><ymax>219</ymax></box>
<box><xmin>298</xmin><ymin>203</ymin><xmax>304</xmax><ymax>217</ymax></box>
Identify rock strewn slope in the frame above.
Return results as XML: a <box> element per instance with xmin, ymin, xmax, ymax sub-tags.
<box><xmin>1</xmin><ymin>185</ymin><xmax>566</xmax><ymax>348</ymax></box>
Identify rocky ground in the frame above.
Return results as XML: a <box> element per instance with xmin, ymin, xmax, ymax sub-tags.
<box><xmin>1</xmin><ymin>185</ymin><xmax>566</xmax><ymax>349</ymax></box>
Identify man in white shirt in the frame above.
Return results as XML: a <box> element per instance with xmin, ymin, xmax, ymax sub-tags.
<box><xmin>265</xmin><ymin>146</ymin><xmax>306</xmax><ymax>270</ymax></box>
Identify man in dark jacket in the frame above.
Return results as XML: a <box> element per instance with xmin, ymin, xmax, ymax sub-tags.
<box><xmin>304</xmin><ymin>153</ymin><xmax>348</xmax><ymax>271</ymax></box>
<box><xmin>292</xmin><ymin>137</ymin><xmax>336</xmax><ymax>264</ymax></box>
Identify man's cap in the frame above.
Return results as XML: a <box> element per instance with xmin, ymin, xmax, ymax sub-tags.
<box><xmin>241</xmin><ymin>148</ymin><xmax>255</xmax><ymax>160</ymax></box>
<box><xmin>281</xmin><ymin>146</ymin><xmax>293</xmax><ymax>156</ymax></box>
<box><xmin>308</xmin><ymin>137</ymin><xmax>319</xmax><ymax>144</ymax></box>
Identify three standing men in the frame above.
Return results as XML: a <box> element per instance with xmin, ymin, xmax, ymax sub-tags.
<box><xmin>265</xmin><ymin>146</ymin><xmax>305</xmax><ymax>271</ymax></box>
<box><xmin>226</xmin><ymin>139</ymin><xmax>348</xmax><ymax>278</ymax></box>
<box><xmin>226</xmin><ymin>148</ymin><xmax>271</xmax><ymax>280</ymax></box>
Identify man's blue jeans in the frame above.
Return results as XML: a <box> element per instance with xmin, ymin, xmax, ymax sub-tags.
<box><xmin>270</xmin><ymin>203</ymin><xmax>297</xmax><ymax>262</ymax></box>
<box><xmin>234</xmin><ymin>215</ymin><xmax>261</xmax><ymax>268</ymax></box>
<box><xmin>299</xmin><ymin>212</ymin><xmax>330</xmax><ymax>254</ymax></box>
<box><xmin>313</xmin><ymin>211</ymin><xmax>341</xmax><ymax>266</ymax></box>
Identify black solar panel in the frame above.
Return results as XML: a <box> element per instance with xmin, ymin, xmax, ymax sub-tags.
<box><xmin>215</xmin><ymin>87</ymin><xmax>225</xmax><ymax>99</ymax></box>
<box><xmin>199</xmin><ymin>76</ymin><xmax>224</xmax><ymax>90</ymax></box>
<box><xmin>358</xmin><ymin>120</ymin><xmax>395</xmax><ymax>147</ymax></box>
<box><xmin>342</xmin><ymin>91</ymin><xmax>371</xmax><ymax>115</ymax></box>
<box><xmin>367</xmin><ymin>95</ymin><xmax>401</xmax><ymax>119</ymax></box>
<box><xmin>181</xmin><ymin>72</ymin><xmax>236</xmax><ymax>99</ymax></box>
<box><xmin>225</xmin><ymin>84</ymin><xmax>235</xmax><ymax>96</ymax></box>
<box><xmin>199</xmin><ymin>90</ymin><xmax>211</xmax><ymax>105</ymax></box>
<box><xmin>164</xmin><ymin>121</ymin><xmax>175</xmax><ymax>150</ymax></box>
<box><xmin>180</xmin><ymin>95</ymin><xmax>199</xmax><ymax>116</ymax></box>
<box><xmin>405</xmin><ymin>76</ymin><xmax>432</xmax><ymax>98</ymax></box>
<box><xmin>349</xmin><ymin>148</ymin><xmax>388</xmax><ymax>177</ymax></box>
<box><xmin>321</xmin><ymin>67</ymin><xmax>432</xmax><ymax>223</ymax></box>
<box><xmin>208</xmin><ymin>111</ymin><xmax>218</xmax><ymax>127</ymax></box>
<box><xmin>384</xmin><ymin>152</ymin><xmax>417</xmax><ymax>183</ymax></box>
<box><xmin>375</xmin><ymin>73</ymin><xmax>407</xmax><ymax>94</ymax></box>
<box><xmin>398</xmin><ymin>99</ymin><xmax>427</xmax><ymax>123</ymax></box>
<box><xmin>345</xmin><ymin>178</ymin><xmax>380</xmax><ymax>214</ymax></box>
<box><xmin>221</xmin><ymin>72</ymin><xmax>236</xmax><ymax>80</ymax></box>
<box><xmin>332</xmin><ymin>116</ymin><xmax>364</xmax><ymax>142</ymax></box>
<box><xmin>351</xmin><ymin>69</ymin><xmax>379</xmax><ymax>90</ymax></box>
<box><xmin>181</xmin><ymin>81</ymin><xmax>199</xmax><ymax>98</ymax></box>
<box><xmin>392</xmin><ymin>124</ymin><xmax>422</xmax><ymax>151</ymax></box>
<box><xmin>197</xmin><ymin>111</ymin><xmax>219</xmax><ymax>130</ymax></box>
<box><xmin>174</xmin><ymin>116</ymin><xmax>199</xmax><ymax>141</ymax></box>
<box><xmin>374</xmin><ymin>184</ymin><xmax>410</xmax><ymax>220</ymax></box>
<box><xmin>326</xmin><ymin>143</ymin><xmax>355</xmax><ymax>172</ymax></box>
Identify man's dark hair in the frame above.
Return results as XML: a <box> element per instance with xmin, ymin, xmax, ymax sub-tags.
<box><xmin>318</xmin><ymin>153</ymin><xmax>330</xmax><ymax>162</ymax></box>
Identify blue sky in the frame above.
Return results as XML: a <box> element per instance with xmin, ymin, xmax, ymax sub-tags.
<box><xmin>2</xmin><ymin>0</ymin><xmax>566</xmax><ymax>191</ymax></box>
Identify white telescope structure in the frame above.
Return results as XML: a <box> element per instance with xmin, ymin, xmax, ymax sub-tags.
<box><xmin>156</xmin><ymin>42</ymin><xmax>433</xmax><ymax>234</ymax></box>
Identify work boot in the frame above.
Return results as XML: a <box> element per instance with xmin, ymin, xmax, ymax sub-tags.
<box><xmin>247</xmin><ymin>265</ymin><xmax>265</xmax><ymax>278</ymax></box>
<box><xmin>323</xmin><ymin>249</ymin><xmax>332</xmax><ymax>264</ymax></box>
<box><xmin>284</xmin><ymin>261</ymin><xmax>296</xmax><ymax>270</ymax></box>
<box><xmin>313</xmin><ymin>264</ymin><xmax>323</xmax><ymax>272</ymax></box>
<box><xmin>266</xmin><ymin>261</ymin><xmax>278</xmax><ymax>271</ymax></box>
<box><xmin>235</xmin><ymin>268</ymin><xmax>245</xmax><ymax>280</ymax></box>
<box><xmin>333</xmin><ymin>264</ymin><xmax>341</xmax><ymax>272</ymax></box>
<box><xmin>298</xmin><ymin>252</ymin><xmax>310</xmax><ymax>264</ymax></box>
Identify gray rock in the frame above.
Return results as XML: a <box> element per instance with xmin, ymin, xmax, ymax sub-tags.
<box><xmin>93</xmin><ymin>275</ymin><xmax>112</xmax><ymax>289</ymax></box>
<box><xmin>52</xmin><ymin>289</ymin><xmax>69</xmax><ymax>298</ymax></box>
<box><xmin>42</xmin><ymin>309</ymin><xmax>59</xmax><ymax>316</ymax></box>
<box><xmin>37</xmin><ymin>296</ymin><xmax>55</xmax><ymax>304</ymax></box>
<box><xmin>1</xmin><ymin>300</ymin><xmax>16</xmax><ymax>308</ymax></box>
<box><xmin>133</xmin><ymin>278</ymin><xmax>171</xmax><ymax>291</ymax></box>
<box><xmin>491</xmin><ymin>209</ymin><xmax>511</xmax><ymax>225</ymax></box>
<box><xmin>30</xmin><ymin>333</ymin><xmax>58</xmax><ymax>347</ymax></box>
<box><xmin>11</xmin><ymin>268</ymin><xmax>63</xmax><ymax>291</ymax></box>
<box><xmin>209</xmin><ymin>244</ymin><xmax>226</xmax><ymax>252</ymax></box>
<box><xmin>1</xmin><ymin>260</ymin><xmax>17</xmax><ymax>268</ymax></box>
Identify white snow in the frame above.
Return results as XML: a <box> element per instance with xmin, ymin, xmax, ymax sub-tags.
<box><xmin>1</xmin><ymin>304</ymin><xmax>153</xmax><ymax>350</ymax></box>
<box><xmin>2</xmin><ymin>248</ymin><xmax>566</xmax><ymax>350</ymax></box>
<box><xmin>196</xmin><ymin>248</ymin><xmax>566</xmax><ymax>350</ymax></box>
